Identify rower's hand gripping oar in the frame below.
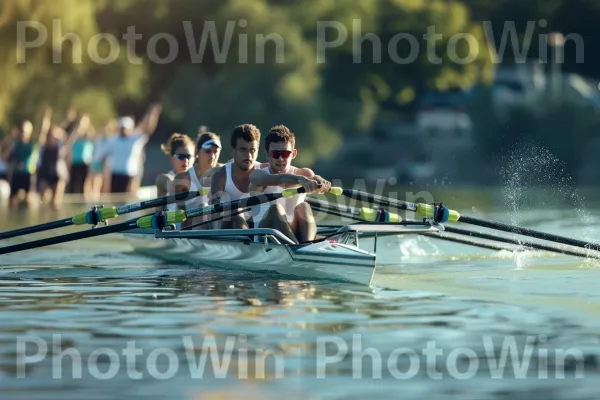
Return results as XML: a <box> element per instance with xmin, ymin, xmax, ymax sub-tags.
<box><xmin>0</xmin><ymin>188</ymin><xmax>209</xmax><ymax>240</ymax></box>
<box><xmin>0</xmin><ymin>187</ymin><xmax>340</xmax><ymax>255</ymax></box>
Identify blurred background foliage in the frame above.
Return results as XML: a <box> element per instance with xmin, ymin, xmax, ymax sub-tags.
<box><xmin>1</xmin><ymin>0</ymin><xmax>599</xmax><ymax>169</ymax></box>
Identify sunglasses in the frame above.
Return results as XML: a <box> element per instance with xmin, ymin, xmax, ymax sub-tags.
<box><xmin>174</xmin><ymin>153</ymin><xmax>193</xmax><ymax>160</ymax></box>
<box><xmin>268</xmin><ymin>150</ymin><xmax>292</xmax><ymax>159</ymax></box>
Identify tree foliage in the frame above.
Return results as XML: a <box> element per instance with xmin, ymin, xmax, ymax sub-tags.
<box><xmin>1</xmin><ymin>0</ymin><xmax>598</xmax><ymax>168</ymax></box>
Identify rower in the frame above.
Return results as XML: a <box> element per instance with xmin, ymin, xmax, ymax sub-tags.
<box><xmin>173</xmin><ymin>132</ymin><xmax>223</xmax><ymax>229</ymax></box>
<box><xmin>209</xmin><ymin>124</ymin><xmax>264</xmax><ymax>229</ymax></box>
<box><xmin>155</xmin><ymin>132</ymin><xmax>195</xmax><ymax>200</ymax></box>
<box><xmin>248</xmin><ymin>125</ymin><xmax>331</xmax><ymax>243</ymax></box>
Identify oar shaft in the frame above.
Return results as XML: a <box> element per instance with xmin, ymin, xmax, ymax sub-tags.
<box><xmin>458</xmin><ymin>215</ymin><xmax>600</xmax><ymax>252</ymax></box>
<box><xmin>425</xmin><ymin>232</ymin><xmax>518</xmax><ymax>252</ymax></box>
<box><xmin>444</xmin><ymin>226</ymin><xmax>600</xmax><ymax>259</ymax></box>
<box><xmin>185</xmin><ymin>190</ymin><xmax>306</xmax><ymax>219</ymax></box>
<box><xmin>0</xmin><ymin>190</ymin><xmax>205</xmax><ymax>241</ymax></box>
<box><xmin>116</xmin><ymin>190</ymin><xmax>202</xmax><ymax>214</ymax></box>
<box><xmin>342</xmin><ymin>189</ymin><xmax>600</xmax><ymax>252</ymax></box>
<box><xmin>0</xmin><ymin>220</ymin><xmax>138</xmax><ymax>255</ymax></box>
<box><xmin>342</xmin><ymin>189</ymin><xmax>418</xmax><ymax>212</ymax></box>
<box><xmin>0</xmin><ymin>218</ymin><xmax>73</xmax><ymax>240</ymax></box>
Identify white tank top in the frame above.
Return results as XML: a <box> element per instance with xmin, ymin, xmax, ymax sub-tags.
<box><xmin>223</xmin><ymin>161</ymin><xmax>261</xmax><ymax>218</ymax></box>
<box><xmin>251</xmin><ymin>166</ymin><xmax>307</xmax><ymax>224</ymax></box>
<box><xmin>165</xmin><ymin>169</ymin><xmax>177</xmax><ymax>212</ymax></box>
<box><xmin>184</xmin><ymin>167</ymin><xmax>208</xmax><ymax>210</ymax></box>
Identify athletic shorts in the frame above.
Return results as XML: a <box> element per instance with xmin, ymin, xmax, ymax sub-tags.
<box><xmin>69</xmin><ymin>164</ymin><xmax>89</xmax><ymax>193</ymax></box>
<box><xmin>37</xmin><ymin>174</ymin><xmax>60</xmax><ymax>191</ymax></box>
<box><xmin>10</xmin><ymin>172</ymin><xmax>31</xmax><ymax>197</ymax></box>
<box><xmin>111</xmin><ymin>174</ymin><xmax>132</xmax><ymax>193</ymax></box>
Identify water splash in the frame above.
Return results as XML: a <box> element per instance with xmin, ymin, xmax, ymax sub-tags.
<box><xmin>500</xmin><ymin>142</ymin><xmax>597</xmax><ymax>261</ymax></box>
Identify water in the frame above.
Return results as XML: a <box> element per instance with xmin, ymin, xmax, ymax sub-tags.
<box><xmin>2</xmin><ymin>200</ymin><xmax>600</xmax><ymax>399</ymax></box>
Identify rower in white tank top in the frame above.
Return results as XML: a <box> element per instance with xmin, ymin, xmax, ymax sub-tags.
<box><xmin>251</xmin><ymin>165</ymin><xmax>307</xmax><ymax>224</ymax></box>
<box><xmin>223</xmin><ymin>160</ymin><xmax>262</xmax><ymax>218</ymax></box>
<box><xmin>164</xmin><ymin>168</ymin><xmax>208</xmax><ymax>229</ymax></box>
<box><xmin>164</xmin><ymin>169</ymin><xmax>177</xmax><ymax>212</ymax></box>
<box><xmin>184</xmin><ymin>167</ymin><xmax>208</xmax><ymax>210</ymax></box>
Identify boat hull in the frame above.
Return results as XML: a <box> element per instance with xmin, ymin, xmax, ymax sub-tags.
<box><xmin>124</xmin><ymin>229</ymin><xmax>377</xmax><ymax>286</ymax></box>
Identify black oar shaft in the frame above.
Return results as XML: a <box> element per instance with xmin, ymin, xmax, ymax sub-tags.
<box><xmin>186</xmin><ymin>190</ymin><xmax>304</xmax><ymax>219</ymax></box>
<box><xmin>342</xmin><ymin>189</ymin><xmax>600</xmax><ymax>252</ymax></box>
<box><xmin>425</xmin><ymin>232</ymin><xmax>518</xmax><ymax>252</ymax></box>
<box><xmin>443</xmin><ymin>226</ymin><xmax>600</xmax><ymax>259</ymax></box>
<box><xmin>342</xmin><ymin>189</ymin><xmax>417</xmax><ymax>212</ymax></box>
<box><xmin>116</xmin><ymin>190</ymin><xmax>201</xmax><ymax>214</ymax></box>
<box><xmin>182</xmin><ymin>208</ymin><xmax>251</xmax><ymax>230</ymax></box>
<box><xmin>458</xmin><ymin>215</ymin><xmax>600</xmax><ymax>252</ymax></box>
<box><xmin>0</xmin><ymin>187</ymin><xmax>310</xmax><ymax>255</ymax></box>
<box><xmin>0</xmin><ymin>218</ymin><xmax>73</xmax><ymax>240</ymax></box>
<box><xmin>0</xmin><ymin>220</ymin><xmax>138</xmax><ymax>255</ymax></box>
<box><xmin>0</xmin><ymin>190</ymin><xmax>204</xmax><ymax>241</ymax></box>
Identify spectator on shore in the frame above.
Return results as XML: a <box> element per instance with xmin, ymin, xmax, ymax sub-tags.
<box><xmin>88</xmin><ymin>119</ymin><xmax>116</xmax><ymax>198</ymax></box>
<box><xmin>5</xmin><ymin>115</ymin><xmax>43</xmax><ymax>208</ymax></box>
<box><xmin>95</xmin><ymin>103</ymin><xmax>162</xmax><ymax>195</ymax></box>
<box><xmin>67</xmin><ymin>114</ymin><xmax>94</xmax><ymax>195</ymax></box>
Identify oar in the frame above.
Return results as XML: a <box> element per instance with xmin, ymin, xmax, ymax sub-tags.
<box><xmin>309</xmin><ymin>197</ymin><xmax>600</xmax><ymax>259</ymax></box>
<box><xmin>0</xmin><ymin>187</ymin><xmax>333</xmax><ymax>255</ymax></box>
<box><xmin>308</xmin><ymin>198</ymin><xmax>519</xmax><ymax>252</ymax></box>
<box><xmin>307</xmin><ymin>197</ymin><xmax>402</xmax><ymax>223</ymax></box>
<box><xmin>181</xmin><ymin>208</ymin><xmax>251</xmax><ymax>230</ymax></box>
<box><xmin>338</xmin><ymin>189</ymin><xmax>600</xmax><ymax>252</ymax></box>
<box><xmin>0</xmin><ymin>188</ymin><xmax>209</xmax><ymax>240</ymax></box>
<box><xmin>441</xmin><ymin>226</ymin><xmax>600</xmax><ymax>259</ymax></box>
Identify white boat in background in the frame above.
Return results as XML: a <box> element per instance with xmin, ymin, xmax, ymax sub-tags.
<box><xmin>124</xmin><ymin>223</ymin><xmax>442</xmax><ymax>286</ymax></box>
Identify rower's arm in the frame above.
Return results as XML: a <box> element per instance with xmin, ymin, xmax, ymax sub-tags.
<box><xmin>298</xmin><ymin>168</ymin><xmax>332</xmax><ymax>193</ymax></box>
<box><xmin>249</xmin><ymin>168</ymin><xmax>306</xmax><ymax>188</ymax></box>
<box><xmin>209</xmin><ymin>166</ymin><xmax>226</xmax><ymax>205</ymax></box>
<box><xmin>156</xmin><ymin>174</ymin><xmax>173</xmax><ymax>198</ymax></box>
<box><xmin>199</xmin><ymin>166</ymin><xmax>219</xmax><ymax>187</ymax></box>
<box><xmin>173</xmin><ymin>172</ymin><xmax>191</xmax><ymax>211</ymax></box>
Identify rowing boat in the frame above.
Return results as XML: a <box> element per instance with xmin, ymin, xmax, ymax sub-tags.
<box><xmin>123</xmin><ymin>222</ymin><xmax>442</xmax><ymax>286</ymax></box>
<box><xmin>3</xmin><ymin>185</ymin><xmax>597</xmax><ymax>285</ymax></box>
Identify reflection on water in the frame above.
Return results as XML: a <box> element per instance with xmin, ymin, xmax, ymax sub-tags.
<box><xmin>2</xmin><ymin>194</ymin><xmax>600</xmax><ymax>399</ymax></box>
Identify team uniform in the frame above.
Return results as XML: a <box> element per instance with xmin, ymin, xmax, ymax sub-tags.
<box><xmin>221</xmin><ymin>161</ymin><xmax>262</xmax><ymax>224</ymax></box>
<box><xmin>251</xmin><ymin>166</ymin><xmax>307</xmax><ymax>226</ymax></box>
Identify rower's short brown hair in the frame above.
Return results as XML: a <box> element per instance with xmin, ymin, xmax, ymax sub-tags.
<box><xmin>230</xmin><ymin>124</ymin><xmax>261</xmax><ymax>148</ymax></box>
<box><xmin>265</xmin><ymin>124</ymin><xmax>295</xmax><ymax>151</ymax></box>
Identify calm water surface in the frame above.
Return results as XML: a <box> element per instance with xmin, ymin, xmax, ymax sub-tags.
<box><xmin>1</xmin><ymin>199</ymin><xmax>600</xmax><ymax>399</ymax></box>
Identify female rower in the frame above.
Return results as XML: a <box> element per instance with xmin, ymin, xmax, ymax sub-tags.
<box><xmin>174</xmin><ymin>132</ymin><xmax>223</xmax><ymax>228</ymax></box>
<box><xmin>155</xmin><ymin>133</ymin><xmax>195</xmax><ymax>207</ymax></box>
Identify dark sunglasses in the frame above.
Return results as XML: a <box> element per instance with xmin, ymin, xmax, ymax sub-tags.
<box><xmin>268</xmin><ymin>150</ymin><xmax>292</xmax><ymax>159</ymax></box>
<box><xmin>173</xmin><ymin>153</ymin><xmax>193</xmax><ymax>160</ymax></box>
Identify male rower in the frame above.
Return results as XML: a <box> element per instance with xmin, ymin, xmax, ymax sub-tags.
<box><xmin>209</xmin><ymin>124</ymin><xmax>264</xmax><ymax>229</ymax></box>
<box><xmin>248</xmin><ymin>125</ymin><xmax>331</xmax><ymax>243</ymax></box>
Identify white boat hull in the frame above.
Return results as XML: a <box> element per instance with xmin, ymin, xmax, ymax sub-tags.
<box><xmin>124</xmin><ymin>229</ymin><xmax>377</xmax><ymax>286</ymax></box>
<box><xmin>124</xmin><ymin>223</ymin><xmax>442</xmax><ymax>286</ymax></box>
